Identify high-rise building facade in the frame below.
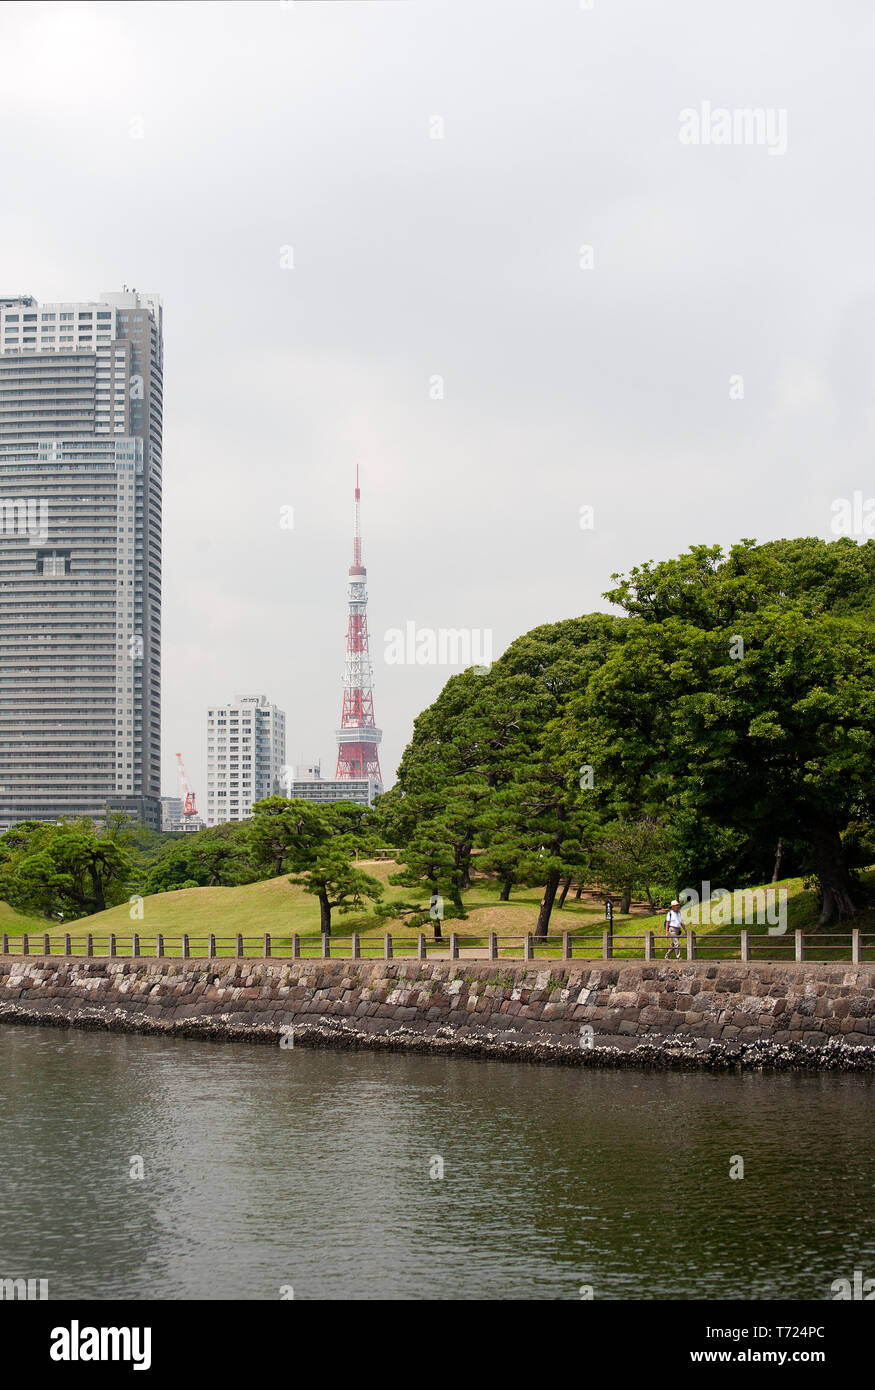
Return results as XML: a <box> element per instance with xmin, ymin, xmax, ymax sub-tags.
<box><xmin>205</xmin><ymin>695</ymin><xmax>286</xmax><ymax>826</ymax></box>
<box><xmin>0</xmin><ymin>290</ymin><xmax>163</xmax><ymax>831</ymax></box>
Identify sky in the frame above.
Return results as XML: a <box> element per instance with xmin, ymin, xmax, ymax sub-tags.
<box><xmin>2</xmin><ymin>0</ymin><xmax>874</xmax><ymax>799</ymax></box>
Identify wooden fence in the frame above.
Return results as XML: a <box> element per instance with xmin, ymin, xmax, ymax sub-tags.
<box><xmin>2</xmin><ymin>928</ymin><xmax>873</xmax><ymax>964</ymax></box>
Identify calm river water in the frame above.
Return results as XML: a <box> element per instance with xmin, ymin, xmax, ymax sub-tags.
<box><xmin>1</xmin><ymin>1026</ymin><xmax>872</xmax><ymax>1300</ymax></box>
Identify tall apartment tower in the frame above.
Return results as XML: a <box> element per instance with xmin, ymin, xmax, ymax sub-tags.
<box><xmin>0</xmin><ymin>291</ymin><xmax>163</xmax><ymax>831</ymax></box>
<box><xmin>205</xmin><ymin>695</ymin><xmax>286</xmax><ymax>826</ymax></box>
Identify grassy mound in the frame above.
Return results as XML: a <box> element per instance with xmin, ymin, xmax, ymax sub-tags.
<box><xmin>1</xmin><ymin>865</ymin><xmax>872</xmax><ymax>961</ymax></box>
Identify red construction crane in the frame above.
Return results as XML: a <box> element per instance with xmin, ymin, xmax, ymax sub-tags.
<box><xmin>175</xmin><ymin>752</ymin><xmax>199</xmax><ymax>818</ymax></box>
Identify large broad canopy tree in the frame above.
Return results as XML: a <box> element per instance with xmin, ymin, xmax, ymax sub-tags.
<box><xmin>563</xmin><ymin>538</ymin><xmax>875</xmax><ymax>925</ymax></box>
<box><xmin>391</xmin><ymin>537</ymin><xmax>874</xmax><ymax>931</ymax></box>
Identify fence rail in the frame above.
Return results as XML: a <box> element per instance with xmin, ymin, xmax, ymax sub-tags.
<box><xmin>1</xmin><ymin>928</ymin><xmax>873</xmax><ymax>964</ymax></box>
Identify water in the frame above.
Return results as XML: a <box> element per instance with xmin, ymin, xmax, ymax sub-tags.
<box><xmin>1</xmin><ymin>1026</ymin><xmax>872</xmax><ymax>1300</ymax></box>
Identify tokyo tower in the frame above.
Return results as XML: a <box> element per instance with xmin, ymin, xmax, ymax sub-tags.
<box><xmin>335</xmin><ymin>467</ymin><xmax>383</xmax><ymax>784</ymax></box>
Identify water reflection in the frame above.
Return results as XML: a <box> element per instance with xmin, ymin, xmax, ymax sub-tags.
<box><xmin>0</xmin><ymin>1027</ymin><xmax>872</xmax><ymax>1300</ymax></box>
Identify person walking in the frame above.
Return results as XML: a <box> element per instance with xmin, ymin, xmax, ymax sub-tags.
<box><xmin>664</xmin><ymin>899</ymin><xmax>685</xmax><ymax>959</ymax></box>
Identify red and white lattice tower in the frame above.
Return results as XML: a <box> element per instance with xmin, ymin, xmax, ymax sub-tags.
<box><xmin>334</xmin><ymin>467</ymin><xmax>383</xmax><ymax>784</ymax></box>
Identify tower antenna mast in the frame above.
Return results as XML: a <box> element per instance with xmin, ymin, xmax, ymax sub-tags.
<box><xmin>335</xmin><ymin>469</ymin><xmax>382</xmax><ymax>783</ymax></box>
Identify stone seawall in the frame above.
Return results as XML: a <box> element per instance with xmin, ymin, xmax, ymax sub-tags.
<box><xmin>1</xmin><ymin>955</ymin><xmax>874</xmax><ymax>1070</ymax></box>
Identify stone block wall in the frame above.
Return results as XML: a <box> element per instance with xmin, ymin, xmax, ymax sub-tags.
<box><xmin>1</xmin><ymin>955</ymin><xmax>873</xmax><ymax>1049</ymax></box>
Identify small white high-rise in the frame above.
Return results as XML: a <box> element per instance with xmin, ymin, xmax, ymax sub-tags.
<box><xmin>205</xmin><ymin>695</ymin><xmax>285</xmax><ymax>826</ymax></box>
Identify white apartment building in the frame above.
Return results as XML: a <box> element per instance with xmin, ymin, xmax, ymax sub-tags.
<box><xmin>205</xmin><ymin>695</ymin><xmax>285</xmax><ymax>825</ymax></box>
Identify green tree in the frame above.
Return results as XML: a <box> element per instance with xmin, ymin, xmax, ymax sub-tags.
<box><xmin>290</xmin><ymin>840</ymin><xmax>383</xmax><ymax>934</ymax></box>
<box><xmin>0</xmin><ymin>819</ymin><xmax>133</xmax><ymax>920</ymax></box>
<box><xmin>568</xmin><ymin>539</ymin><xmax>875</xmax><ymax>925</ymax></box>
<box><xmin>370</xmin><ymin>785</ymin><xmax>417</xmax><ymax>851</ymax></box>
<box><xmin>248</xmin><ymin>797</ymin><xmax>332</xmax><ymax>876</ymax></box>
<box><xmin>506</xmin><ymin>764</ymin><xmax>596</xmax><ymax>937</ymax></box>
<box><xmin>477</xmin><ymin>797</ymin><xmax>528</xmax><ymax>901</ymax></box>
<box><xmin>144</xmin><ymin>822</ymin><xmax>256</xmax><ymax>893</ymax></box>
<box><xmin>389</xmin><ymin>783</ymin><xmax>492</xmax><ymax>922</ymax></box>
<box><xmin>393</xmin><ymin>616</ymin><xmax>623</xmax><ymax>930</ymax></box>
<box><xmin>590</xmin><ymin>816</ymin><xmax>674</xmax><ymax>912</ymax></box>
<box><xmin>321</xmin><ymin>801</ymin><xmax>381</xmax><ymax>857</ymax></box>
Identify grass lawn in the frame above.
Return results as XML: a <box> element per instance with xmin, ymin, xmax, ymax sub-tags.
<box><xmin>1</xmin><ymin>863</ymin><xmax>873</xmax><ymax>961</ymax></box>
<box><xmin>0</xmin><ymin>899</ymin><xmax>36</xmax><ymax>934</ymax></box>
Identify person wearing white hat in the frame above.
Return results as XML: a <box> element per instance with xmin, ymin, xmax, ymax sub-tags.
<box><xmin>664</xmin><ymin>899</ymin><xmax>685</xmax><ymax>960</ymax></box>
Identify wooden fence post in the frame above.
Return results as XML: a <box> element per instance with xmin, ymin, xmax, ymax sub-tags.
<box><xmin>86</xmin><ymin>933</ymin><xmax>93</xmax><ymax>958</ymax></box>
<box><xmin>156</xmin><ymin>933</ymin><xmax>164</xmax><ymax>958</ymax></box>
<box><xmin>644</xmin><ymin>932</ymin><xmax>654</xmax><ymax>961</ymax></box>
<box><xmin>292</xmin><ymin>934</ymin><xmax>300</xmax><ymax>960</ymax></box>
<box><xmin>740</xmin><ymin>929</ymin><xmax>750</xmax><ymax>963</ymax></box>
<box><xmin>322</xmin><ymin>933</ymin><xmax>330</xmax><ymax>959</ymax></box>
<box><xmin>852</xmin><ymin>928</ymin><xmax>860</xmax><ymax>964</ymax></box>
<box><xmin>208</xmin><ymin>933</ymin><xmax>216</xmax><ymax>958</ymax></box>
<box><xmin>235</xmin><ymin>933</ymin><xmax>243</xmax><ymax>958</ymax></box>
<box><xmin>524</xmin><ymin>932</ymin><xmax>533</xmax><ymax>961</ymax></box>
<box><xmin>131</xmin><ymin>933</ymin><xmax>139</xmax><ymax>958</ymax></box>
<box><xmin>109</xmin><ymin>934</ymin><xmax>116</xmax><ymax>958</ymax></box>
<box><xmin>417</xmin><ymin>933</ymin><xmax>426</xmax><ymax>960</ymax></box>
<box><xmin>686</xmin><ymin>930</ymin><xmax>696</xmax><ymax>961</ymax></box>
<box><xmin>263</xmin><ymin>933</ymin><xmax>271</xmax><ymax>958</ymax></box>
<box><xmin>449</xmin><ymin>932</ymin><xmax>459</xmax><ymax>960</ymax></box>
<box><xmin>183</xmin><ymin>934</ymin><xmax>190</xmax><ymax>959</ymax></box>
<box><xmin>562</xmin><ymin>931</ymin><xmax>571</xmax><ymax>961</ymax></box>
<box><xmin>384</xmin><ymin>933</ymin><xmax>393</xmax><ymax>960</ymax></box>
<box><xmin>1</xmin><ymin>934</ymin><xmax>8</xmax><ymax>955</ymax></box>
<box><xmin>795</xmin><ymin>930</ymin><xmax>804</xmax><ymax>963</ymax></box>
<box><xmin>22</xmin><ymin>933</ymin><xmax>29</xmax><ymax>956</ymax></box>
<box><xmin>602</xmin><ymin>930</ymin><xmax>612</xmax><ymax>960</ymax></box>
<box><xmin>351</xmin><ymin>933</ymin><xmax>361</xmax><ymax>959</ymax></box>
<box><xmin>488</xmin><ymin>932</ymin><xmax>497</xmax><ymax>961</ymax></box>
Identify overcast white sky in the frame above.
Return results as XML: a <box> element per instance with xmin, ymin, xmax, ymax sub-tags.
<box><xmin>2</xmin><ymin>0</ymin><xmax>874</xmax><ymax>798</ymax></box>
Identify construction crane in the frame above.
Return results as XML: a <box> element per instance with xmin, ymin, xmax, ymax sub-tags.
<box><xmin>175</xmin><ymin>752</ymin><xmax>199</xmax><ymax>819</ymax></box>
